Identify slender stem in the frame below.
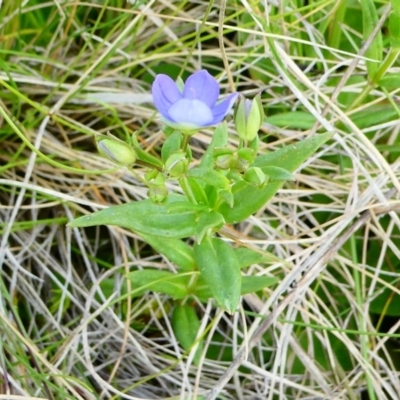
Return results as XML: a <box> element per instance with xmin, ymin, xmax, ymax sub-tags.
<box><xmin>349</xmin><ymin>47</ymin><xmax>400</xmax><ymax>110</ymax></box>
<box><xmin>179</xmin><ymin>176</ymin><xmax>197</xmax><ymax>204</ymax></box>
<box><xmin>372</xmin><ymin>47</ymin><xmax>400</xmax><ymax>85</ymax></box>
<box><xmin>134</xmin><ymin>159</ymin><xmax>162</xmax><ymax>171</ymax></box>
<box><xmin>181</xmin><ymin>134</ymin><xmax>190</xmax><ymax>152</ymax></box>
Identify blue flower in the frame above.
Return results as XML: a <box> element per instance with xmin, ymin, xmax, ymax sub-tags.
<box><xmin>152</xmin><ymin>70</ymin><xmax>238</xmax><ymax>131</ymax></box>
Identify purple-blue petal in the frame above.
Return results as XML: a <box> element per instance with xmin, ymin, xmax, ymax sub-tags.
<box><xmin>183</xmin><ymin>70</ymin><xmax>219</xmax><ymax>107</ymax></box>
<box><xmin>168</xmin><ymin>98</ymin><xmax>214</xmax><ymax>128</ymax></box>
<box><xmin>211</xmin><ymin>92</ymin><xmax>239</xmax><ymax>124</ymax></box>
<box><xmin>152</xmin><ymin>74</ymin><xmax>182</xmax><ymax>119</ymax></box>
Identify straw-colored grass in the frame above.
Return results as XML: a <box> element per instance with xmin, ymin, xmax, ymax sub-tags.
<box><xmin>1</xmin><ymin>1</ymin><xmax>400</xmax><ymax>399</ymax></box>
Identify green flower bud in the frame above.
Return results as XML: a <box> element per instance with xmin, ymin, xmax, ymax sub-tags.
<box><xmin>215</xmin><ymin>154</ymin><xmax>235</xmax><ymax>170</ymax></box>
<box><xmin>237</xmin><ymin>148</ymin><xmax>255</xmax><ymax>164</ymax></box>
<box><xmin>147</xmin><ymin>173</ymin><xmax>168</xmax><ymax>203</ymax></box>
<box><xmin>96</xmin><ymin>136</ymin><xmax>136</xmax><ymax>166</ymax></box>
<box><xmin>213</xmin><ymin>147</ymin><xmax>235</xmax><ymax>157</ymax></box>
<box><xmin>145</xmin><ymin>169</ymin><xmax>159</xmax><ymax>182</ymax></box>
<box><xmin>148</xmin><ymin>183</ymin><xmax>168</xmax><ymax>204</ymax></box>
<box><xmin>164</xmin><ymin>151</ymin><xmax>189</xmax><ymax>178</ymax></box>
<box><xmin>234</xmin><ymin>94</ymin><xmax>264</xmax><ymax>142</ymax></box>
<box><xmin>213</xmin><ymin>148</ymin><xmax>234</xmax><ymax>169</ymax></box>
<box><xmin>226</xmin><ymin>169</ymin><xmax>242</xmax><ymax>183</ymax></box>
<box><xmin>234</xmin><ymin>157</ymin><xmax>250</xmax><ymax>173</ymax></box>
<box><xmin>244</xmin><ymin>167</ymin><xmax>267</xmax><ymax>187</ymax></box>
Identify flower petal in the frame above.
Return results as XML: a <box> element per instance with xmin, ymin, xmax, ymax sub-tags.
<box><xmin>183</xmin><ymin>70</ymin><xmax>219</xmax><ymax>107</ymax></box>
<box><xmin>211</xmin><ymin>92</ymin><xmax>239</xmax><ymax>124</ymax></box>
<box><xmin>168</xmin><ymin>98</ymin><xmax>214</xmax><ymax>128</ymax></box>
<box><xmin>152</xmin><ymin>74</ymin><xmax>182</xmax><ymax>119</ymax></box>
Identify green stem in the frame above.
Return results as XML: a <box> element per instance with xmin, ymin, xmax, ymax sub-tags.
<box><xmin>179</xmin><ymin>176</ymin><xmax>197</xmax><ymax>204</ymax></box>
<box><xmin>181</xmin><ymin>134</ymin><xmax>190</xmax><ymax>152</ymax></box>
<box><xmin>372</xmin><ymin>47</ymin><xmax>400</xmax><ymax>85</ymax></box>
<box><xmin>350</xmin><ymin>47</ymin><xmax>400</xmax><ymax>110</ymax></box>
<box><xmin>134</xmin><ymin>159</ymin><xmax>162</xmax><ymax>171</ymax></box>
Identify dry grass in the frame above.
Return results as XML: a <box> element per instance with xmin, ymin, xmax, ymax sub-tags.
<box><xmin>1</xmin><ymin>1</ymin><xmax>400</xmax><ymax>399</ymax></box>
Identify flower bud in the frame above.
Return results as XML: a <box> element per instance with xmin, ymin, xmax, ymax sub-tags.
<box><xmin>148</xmin><ymin>183</ymin><xmax>168</xmax><ymax>204</ymax></box>
<box><xmin>244</xmin><ymin>167</ymin><xmax>267</xmax><ymax>187</ymax></box>
<box><xmin>234</xmin><ymin>157</ymin><xmax>250</xmax><ymax>173</ymax></box>
<box><xmin>226</xmin><ymin>169</ymin><xmax>242</xmax><ymax>183</ymax></box>
<box><xmin>164</xmin><ymin>151</ymin><xmax>189</xmax><ymax>178</ymax></box>
<box><xmin>146</xmin><ymin>172</ymin><xmax>168</xmax><ymax>203</ymax></box>
<box><xmin>234</xmin><ymin>94</ymin><xmax>264</xmax><ymax>142</ymax></box>
<box><xmin>213</xmin><ymin>148</ymin><xmax>235</xmax><ymax>169</ymax></box>
<box><xmin>237</xmin><ymin>148</ymin><xmax>255</xmax><ymax>164</ymax></box>
<box><xmin>96</xmin><ymin>136</ymin><xmax>136</xmax><ymax>166</ymax></box>
<box><xmin>215</xmin><ymin>154</ymin><xmax>235</xmax><ymax>170</ymax></box>
<box><xmin>145</xmin><ymin>169</ymin><xmax>159</xmax><ymax>182</ymax></box>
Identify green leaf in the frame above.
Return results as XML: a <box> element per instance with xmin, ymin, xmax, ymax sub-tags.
<box><xmin>187</xmin><ymin>168</ymin><xmax>230</xmax><ymax>189</ymax></box>
<box><xmin>350</xmin><ymin>104</ymin><xmax>400</xmax><ymax>129</ymax></box>
<box><xmin>193</xmin><ymin>275</ymin><xmax>277</xmax><ymax>300</ymax></box>
<box><xmin>172</xmin><ymin>304</ymin><xmax>204</xmax><ymax>365</ymax></box>
<box><xmin>199</xmin><ymin>122</ymin><xmax>228</xmax><ymax>169</ymax></box>
<box><xmin>218</xmin><ymin>132</ymin><xmax>333</xmax><ymax>223</ymax></box>
<box><xmin>186</xmin><ymin>176</ymin><xmax>209</xmax><ymax>205</ymax></box>
<box><xmin>139</xmin><ymin>234</ymin><xmax>196</xmax><ymax>271</ymax></box>
<box><xmin>195</xmin><ymin>211</ymin><xmax>225</xmax><ymax>243</ymax></box>
<box><xmin>161</xmin><ymin>131</ymin><xmax>182</xmax><ymax>163</ymax></box>
<box><xmin>234</xmin><ymin>247</ymin><xmax>278</xmax><ymax>269</ymax></box>
<box><xmin>241</xmin><ymin>275</ymin><xmax>278</xmax><ymax>294</ymax></box>
<box><xmin>68</xmin><ymin>195</ymin><xmax>199</xmax><ymax>238</ymax></box>
<box><xmin>164</xmin><ymin>199</ymin><xmax>206</xmax><ymax>213</ymax></box>
<box><xmin>193</xmin><ymin>237</ymin><xmax>241</xmax><ymax>314</ymax></box>
<box><xmin>253</xmin><ymin>132</ymin><xmax>332</xmax><ymax>170</ymax></box>
<box><xmin>126</xmin><ymin>269</ymin><xmax>191</xmax><ymax>299</ymax></box>
<box><xmin>361</xmin><ymin>0</ymin><xmax>382</xmax><ymax>78</ymax></box>
<box><xmin>99</xmin><ymin>279</ymin><xmax>118</xmax><ymax>300</ymax></box>
<box><xmin>131</xmin><ymin>134</ymin><xmax>163</xmax><ymax>168</ymax></box>
<box><xmin>262</xmin><ymin>166</ymin><xmax>294</xmax><ymax>181</ymax></box>
<box><xmin>389</xmin><ymin>8</ymin><xmax>400</xmax><ymax>48</ymax></box>
<box><xmin>378</xmin><ymin>73</ymin><xmax>400</xmax><ymax>91</ymax></box>
<box><xmin>265</xmin><ymin>111</ymin><xmax>317</xmax><ymax>129</ymax></box>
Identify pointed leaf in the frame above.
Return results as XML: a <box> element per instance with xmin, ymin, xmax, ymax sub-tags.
<box><xmin>193</xmin><ymin>275</ymin><xmax>277</xmax><ymax>300</ymax></box>
<box><xmin>172</xmin><ymin>304</ymin><xmax>204</xmax><ymax>365</ymax></box>
<box><xmin>195</xmin><ymin>211</ymin><xmax>225</xmax><ymax>243</ymax></box>
<box><xmin>218</xmin><ymin>132</ymin><xmax>332</xmax><ymax>223</ymax></box>
<box><xmin>193</xmin><ymin>237</ymin><xmax>241</xmax><ymax>313</ymax></box>
<box><xmin>139</xmin><ymin>234</ymin><xmax>196</xmax><ymax>271</ymax></box>
<box><xmin>131</xmin><ymin>134</ymin><xmax>163</xmax><ymax>168</ymax></box>
<box><xmin>253</xmin><ymin>132</ymin><xmax>332</xmax><ymax>171</ymax></box>
<box><xmin>186</xmin><ymin>176</ymin><xmax>209</xmax><ymax>205</ymax></box>
<box><xmin>187</xmin><ymin>168</ymin><xmax>230</xmax><ymax>189</ymax></box>
<box><xmin>161</xmin><ymin>131</ymin><xmax>183</xmax><ymax>163</ymax></box>
<box><xmin>126</xmin><ymin>269</ymin><xmax>191</xmax><ymax>299</ymax></box>
<box><xmin>68</xmin><ymin>196</ymin><xmax>199</xmax><ymax>238</ymax></box>
<box><xmin>262</xmin><ymin>166</ymin><xmax>294</xmax><ymax>181</ymax></box>
<box><xmin>241</xmin><ymin>275</ymin><xmax>278</xmax><ymax>294</ymax></box>
<box><xmin>234</xmin><ymin>247</ymin><xmax>278</xmax><ymax>269</ymax></box>
<box><xmin>265</xmin><ymin>112</ymin><xmax>316</xmax><ymax>129</ymax></box>
<box><xmin>199</xmin><ymin>122</ymin><xmax>228</xmax><ymax>169</ymax></box>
